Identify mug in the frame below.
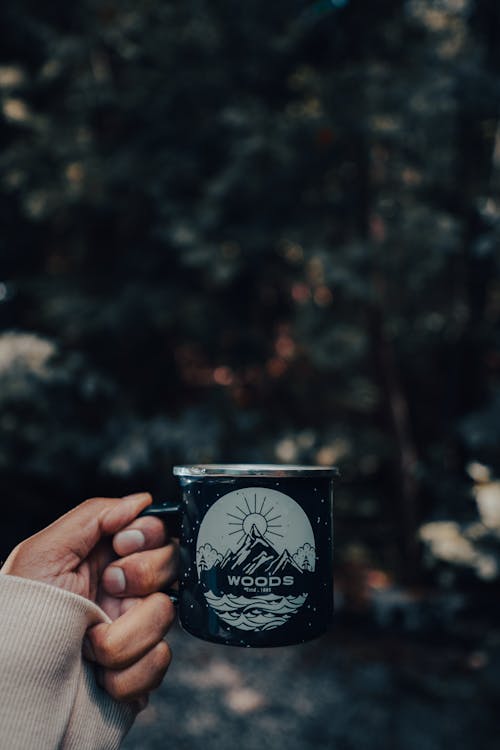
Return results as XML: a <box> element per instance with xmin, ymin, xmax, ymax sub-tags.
<box><xmin>142</xmin><ymin>464</ymin><xmax>338</xmax><ymax>647</ymax></box>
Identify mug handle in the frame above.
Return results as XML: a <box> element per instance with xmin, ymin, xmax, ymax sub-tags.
<box><xmin>139</xmin><ymin>501</ymin><xmax>183</xmax><ymax>604</ymax></box>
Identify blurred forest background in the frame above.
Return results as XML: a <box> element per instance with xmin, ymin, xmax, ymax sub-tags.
<box><xmin>2</xmin><ymin>0</ymin><xmax>500</xmax><ymax>746</ymax></box>
<box><xmin>1</xmin><ymin>0</ymin><xmax>500</xmax><ymax>732</ymax></box>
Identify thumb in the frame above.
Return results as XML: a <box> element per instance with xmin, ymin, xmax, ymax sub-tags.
<box><xmin>33</xmin><ymin>493</ymin><xmax>153</xmax><ymax>565</ymax></box>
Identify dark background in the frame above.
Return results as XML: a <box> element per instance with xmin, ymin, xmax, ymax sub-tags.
<box><xmin>1</xmin><ymin>1</ymin><xmax>500</xmax><ymax>747</ymax></box>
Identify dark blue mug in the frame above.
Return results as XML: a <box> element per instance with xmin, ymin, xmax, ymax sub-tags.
<box><xmin>142</xmin><ymin>464</ymin><xmax>338</xmax><ymax>647</ymax></box>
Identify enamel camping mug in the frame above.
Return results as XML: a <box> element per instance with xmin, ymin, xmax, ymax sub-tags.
<box><xmin>141</xmin><ymin>464</ymin><xmax>338</xmax><ymax>647</ymax></box>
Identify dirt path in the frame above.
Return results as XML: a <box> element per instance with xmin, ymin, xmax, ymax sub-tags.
<box><xmin>122</xmin><ymin>624</ymin><xmax>499</xmax><ymax>750</ymax></box>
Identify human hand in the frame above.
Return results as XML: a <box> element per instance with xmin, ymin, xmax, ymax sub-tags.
<box><xmin>1</xmin><ymin>492</ymin><xmax>178</xmax><ymax>705</ymax></box>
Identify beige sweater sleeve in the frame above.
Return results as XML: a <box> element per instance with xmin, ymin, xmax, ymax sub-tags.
<box><xmin>0</xmin><ymin>574</ymin><xmax>136</xmax><ymax>750</ymax></box>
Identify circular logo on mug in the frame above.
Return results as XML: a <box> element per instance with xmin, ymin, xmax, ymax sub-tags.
<box><xmin>196</xmin><ymin>487</ymin><xmax>316</xmax><ymax>632</ymax></box>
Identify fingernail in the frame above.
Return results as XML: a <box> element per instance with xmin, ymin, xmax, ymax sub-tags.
<box><xmin>114</xmin><ymin>529</ymin><xmax>146</xmax><ymax>555</ymax></box>
<box><xmin>103</xmin><ymin>566</ymin><xmax>126</xmax><ymax>594</ymax></box>
<box><xmin>122</xmin><ymin>492</ymin><xmax>152</xmax><ymax>502</ymax></box>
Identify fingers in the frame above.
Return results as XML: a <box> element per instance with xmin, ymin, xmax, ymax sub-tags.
<box><xmin>87</xmin><ymin>592</ymin><xmax>175</xmax><ymax>669</ymax></box>
<box><xmin>102</xmin><ymin>542</ymin><xmax>179</xmax><ymax>597</ymax></box>
<box><xmin>99</xmin><ymin>493</ymin><xmax>154</xmax><ymax>536</ymax></box>
<box><xmin>93</xmin><ymin>593</ymin><xmax>143</xmax><ymax>622</ymax></box>
<box><xmin>113</xmin><ymin>516</ymin><xmax>169</xmax><ymax>557</ymax></box>
<box><xmin>99</xmin><ymin>640</ymin><xmax>172</xmax><ymax>703</ymax></box>
<box><xmin>1</xmin><ymin>493</ymin><xmax>154</xmax><ymax>577</ymax></box>
<box><xmin>53</xmin><ymin>492</ymin><xmax>153</xmax><ymax>544</ymax></box>
<box><xmin>88</xmin><ymin>588</ymin><xmax>175</xmax><ymax>705</ymax></box>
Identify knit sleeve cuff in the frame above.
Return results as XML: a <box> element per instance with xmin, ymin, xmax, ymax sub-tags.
<box><xmin>0</xmin><ymin>574</ymin><xmax>136</xmax><ymax>750</ymax></box>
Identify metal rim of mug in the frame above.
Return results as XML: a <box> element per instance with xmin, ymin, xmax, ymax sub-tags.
<box><xmin>173</xmin><ymin>463</ymin><xmax>339</xmax><ymax>478</ymax></box>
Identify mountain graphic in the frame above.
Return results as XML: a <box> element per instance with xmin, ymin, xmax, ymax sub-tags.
<box><xmin>216</xmin><ymin>524</ymin><xmax>303</xmax><ymax>578</ymax></box>
<box><xmin>267</xmin><ymin>548</ymin><xmax>302</xmax><ymax>575</ymax></box>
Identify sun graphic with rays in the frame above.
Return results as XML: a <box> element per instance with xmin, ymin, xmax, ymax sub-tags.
<box><xmin>226</xmin><ymin>493</ymin><xmax>283</xmax><ymax>546</ymax></box>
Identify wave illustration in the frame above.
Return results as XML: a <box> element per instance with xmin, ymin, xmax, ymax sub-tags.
<box><xmin>204</xmin><ymin>591</ymin><xmax>307</xmax><ymax>632</ymax></box>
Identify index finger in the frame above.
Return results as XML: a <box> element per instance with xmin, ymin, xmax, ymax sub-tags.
<box><xmin>113</xmin><ymin>516</ymin><xmax>169</xmax><ymax>557</ymax></box>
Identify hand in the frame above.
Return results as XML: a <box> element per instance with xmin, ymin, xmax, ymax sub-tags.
<box><xmin>1</xmin><ymin>492</ymin><xmax>178</xmax><ymax>705</ymax></box>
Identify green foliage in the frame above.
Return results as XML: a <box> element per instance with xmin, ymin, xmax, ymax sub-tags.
<box><xmin>1</xmin><ymin>0</ymin><xmax>500</xmax><ymax>583</ymax></box>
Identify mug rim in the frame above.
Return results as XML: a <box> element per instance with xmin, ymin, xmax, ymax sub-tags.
<box><xmin>173</xmin><ymin>463</ymin><xmax>339</xmax><ymax>478</ymax></box>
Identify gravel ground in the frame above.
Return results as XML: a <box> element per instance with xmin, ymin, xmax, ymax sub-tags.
<box><xmin>122</xmin><ymin>623</ymin><xmax>499</xmax><ymax>750</ymax></box>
